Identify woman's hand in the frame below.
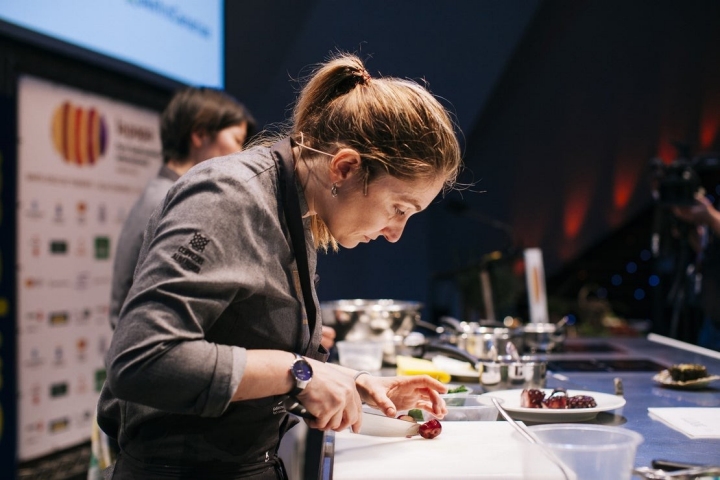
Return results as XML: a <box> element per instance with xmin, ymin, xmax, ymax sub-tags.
<box><xmin>296</xmin><ymin>359</ymin><xmax>363</xmax><ymax>432</ymax></box>
<box><xmin>354</xmin><ymin>374</ymin><xmax>448</xmax><ymax>419</ymax></box>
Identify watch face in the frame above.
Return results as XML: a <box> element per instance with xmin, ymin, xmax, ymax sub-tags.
<box><xmin>292</xmin><ymin>360</ymin><xmax>313</xmax><ymax>381</ymax></box>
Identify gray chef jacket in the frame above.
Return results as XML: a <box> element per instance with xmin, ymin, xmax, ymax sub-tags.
<box><xmin>98</xmin><ymin>138</ymin><xmax>328</xmax><ymax>471</ymax></box>
<box><xmin>109</xmin><ymin>165</ymin><xmax>180</xmax><ymax>330</ymax></box>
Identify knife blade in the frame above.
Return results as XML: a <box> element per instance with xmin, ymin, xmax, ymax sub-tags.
<box><xmin>285</xmin><ymin>398</ymin><xmax>420</xmax><ymax>437</ymax></box>
<box><xmin>357</xmin><ymin>411</ymin><xmax>420</xmax><ymax>437</ymax></box>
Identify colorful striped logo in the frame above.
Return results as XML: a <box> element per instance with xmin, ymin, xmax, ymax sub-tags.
<box><xmin>51</xmin><ymin>101</ymin><xmax>107</xmax><ymax>166</ymax></box>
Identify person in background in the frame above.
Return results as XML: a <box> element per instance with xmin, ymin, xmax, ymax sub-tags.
<box><xmin>98</xmin><ymin>52</ymin><xmax>460</xmax><ymax>479</ymax></box>
<box><xmin>90</xmin><ymin>86</ymin><xmax>255</xmax><ymax>479</ymax></box>
<box><xmin>672</xmin><ymin>192</ymin><xmax>720</xmax><ymax>350</ymax></box>
<box><xmin>109</xmin><ymin>86</ymin><xmax>256</xmax><ymax>329</ymax></box>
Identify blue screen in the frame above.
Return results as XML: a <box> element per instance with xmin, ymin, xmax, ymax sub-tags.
<box><xmin>0</xmin><ymin>0</ymin><xmax>224</xmax><ymax>88</ymax></box>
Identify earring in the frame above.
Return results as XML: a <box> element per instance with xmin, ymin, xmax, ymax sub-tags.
<box><xmin>331</xmin><ymin>183</ymin><xmax>338</xmax><ymax>197</ymax></box>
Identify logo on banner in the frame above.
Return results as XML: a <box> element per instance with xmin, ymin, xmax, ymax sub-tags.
<box><xmin>50</xmin><ymin>240</ymin><xmax>68</xmax><ymax>255</ymax></box>
<box><xmin>49</xmin><ymin>311</ymin><xmax>69</xmax><ymax>326</ymax></box>
<box><xmin>76</xmin><ymin>237</ymin><xmax>88</xmax><ymax>257</ymax></box>
<box><xmin>75</xmin><ymin>308</ymin><xmax>91</xmax><ymax>325</ymax></box>
<box><xmin>31</xmin><ymin>235</ymin><xmax>41</xmax><ymax>257</ymax></box>
<box><xmin>53</xmin><ymin>345</ymin><xmax>65</xmax><ymax>366</ymax></box>
<box><xmin>51</xmin><ymin>101</ymin><xmax>107</xmax><ymax>166</ymax></box>
<box><xmin>77</xmin><ymin>201</ymin><xmax>87</xmax><ymax>224</ymax></box>
<box><xmin>24</xmin><ymin>311</ymin><xmax>44</xmax><ymax>332</ymax></box>
<box><xmin>25</xmin><ymin>199</ymin><xmax>44</xmax><ymax>219</ymax></box>
<box><xmin>50</xmin><ymin>382</ymin><xmax>68</xmax><ymax>398</ymax></box>
<box><xmin>53</xmin><ymin>202</ymin><xmax>64</xmax><ymax>223</ymax></box>
<box><xmin>24</xmin><ymin>277</ymin><xmax>44</xmax><ymax>289</ymax></box>
<box><xmin>76</xmin><ymin>338</ymin><xmax>87</xmax><ymax>362</ymax></box>
<box><xmin>49</xmin><ymin>417</ymin><xmax>70</xmax><ymax>434</ymax></box>
<box><xmin>77</xmin><ymin>375</ymin><xmax>89</xmax><ymax>394</ymax></box>
<box><xmin>98</xmin><ymin>203</ymin><xmax>107</xmax><ymax>224</ymax></box>
<box><xmin>94</xmin><ymin>236</ymin><xmax>110</xmax><ymax>259</ymax></box>
<box><xmin>24</xmin><ymin>348</ymin><xmax>44</xmax><ymax>368</ymax></box>
<box><xmin>75</xmin><ymin>271</ymin><xmax>90</xmax><ymax>290</ymax></box>
<box><xmin>23</xmin><ymin>420</ymin><xmax>45</xmax><ymax>445</ymax></box>
<box><xmin>31</xmin><ymin>383</ymin><xmax>42</xmax><ymax>405</ymax></box>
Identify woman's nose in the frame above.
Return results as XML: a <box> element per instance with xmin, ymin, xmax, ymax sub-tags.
<box><xmin>381</xmin><ymin>223</ymin><xmax>405</xmax><ymax>243</ymax></box>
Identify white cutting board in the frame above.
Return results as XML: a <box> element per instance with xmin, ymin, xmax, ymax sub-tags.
<box><xmin>333</xmin><ymin>422</ymin><xmax>566</xmax><ymax>479</ymax></box>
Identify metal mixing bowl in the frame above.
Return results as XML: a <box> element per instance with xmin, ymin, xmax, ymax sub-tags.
<box><xmin>319</xmin><ymin>299</ymin><xmax>423</xmax><ymax>364</ymax></box>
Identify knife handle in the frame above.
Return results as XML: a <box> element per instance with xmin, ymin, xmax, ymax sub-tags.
<box><xmin>651</xmin><ymin>459</ymin><xmax>711</xmax><ymax>472</ymax></box>
<box><xmin>283</xmin><ymin>396</ymin><xmax>317</xmax><ymax>420</ymax></box>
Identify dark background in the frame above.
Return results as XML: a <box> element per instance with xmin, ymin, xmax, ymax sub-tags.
<box><xmin>224</xmin><ymin>0</ymin><xmax>720</xmax><ymax>335</ymax></box>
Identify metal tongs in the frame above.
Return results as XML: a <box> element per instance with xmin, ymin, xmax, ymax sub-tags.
<box><xmin>633</xmin><ymin>465</ymin><xmax>720</xmax><ymax>479</ymax></box>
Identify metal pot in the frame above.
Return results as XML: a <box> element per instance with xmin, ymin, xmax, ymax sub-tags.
<box><xmin>320</xmin><ymin>299</ymin><xmax>423</xmax><ymax>364</ymax></box>
<box><xmin>521</xmin><ymin>319</ymin><xmax>567</xmax><ymax>353</ymax></box>
<box><xmin>418</xmin><ymin>339</ymin><xmax>547</xmax><ymax>391</ymax></box>
<box><xmin>434</xmin><ymin>317</ymin><xmax>523</xmax><ymax>361</ymax></box>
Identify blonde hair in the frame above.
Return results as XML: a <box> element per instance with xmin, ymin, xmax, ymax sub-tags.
<box><xmin>291</xmin><ymin>53</ymin><xmax>462</xmax><ymax>251</ymax></box>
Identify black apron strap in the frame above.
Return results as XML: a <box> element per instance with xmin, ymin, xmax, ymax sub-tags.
<box><xmin>271</xmin><ymin>139</ymin><xmax>317</xmax><ymax>354</ymax></box>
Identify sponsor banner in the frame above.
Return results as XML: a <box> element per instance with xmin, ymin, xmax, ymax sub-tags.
<box><xmin>0</xmin><ymin>91</ymin><xmax>19</xmax><ymax>474</ymax></box>
<box><xmin>17</xmin><ymin>76</ymin><xmax>161</xmax><ymax>460</ymax></box>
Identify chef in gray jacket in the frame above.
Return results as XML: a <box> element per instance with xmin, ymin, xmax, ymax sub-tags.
<box><xmin>98</xmin><ymin>52</ymin><xmax>461</xmax><ymax>479</ymax></box>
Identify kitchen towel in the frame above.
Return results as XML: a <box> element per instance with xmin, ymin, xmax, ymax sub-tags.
<box><xmin>648</xmin><ymin>408</ymin><xmax>720</xmax><ymax>439</ymax></box>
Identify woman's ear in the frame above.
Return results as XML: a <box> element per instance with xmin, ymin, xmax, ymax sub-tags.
<box><xmin>190</xmin><ymin>130</ymin><xmax>208</xmax><ymax>149</ymax></box>
<box><xmin>329</xmin><ymin>148</ymin><xmax>362</xmax><ymax>183</ymax></box>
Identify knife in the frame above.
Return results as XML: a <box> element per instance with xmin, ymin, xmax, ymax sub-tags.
<box><xmin>284</xmin><ymin>397</ymin><xmax>420</xmax><ymax>437</ymax></box>
<box><xmin>357</xmin><ymin>411</ymin><xmax>420</xmax><ymax>437</ymax></box>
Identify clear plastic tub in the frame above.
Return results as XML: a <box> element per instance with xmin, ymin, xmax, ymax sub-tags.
<box><xmin>336</xmin><ymin>340</ymin><xmax>384</xmax><ymax>372</ymax></box>
<box><xmin>424</xmin><ymin>394</ymin><xmax>500</xmax><ymax>421</ymax></box>
<box><xmin>523</xmin><ymin>424</ymin><xmax>644</xmax><ymax>480</ymax></box>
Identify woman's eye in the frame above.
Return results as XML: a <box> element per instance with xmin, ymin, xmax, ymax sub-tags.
<box><xmin>395</xmin><ymin>207</ymin><xmax>407</xmax><ymax>216</ymax></box>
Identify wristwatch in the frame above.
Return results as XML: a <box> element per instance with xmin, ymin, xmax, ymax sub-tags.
<box><xmin>288</xmin><ymin>353</ymin><xmax>313</xmax><ymax>396</ymax></box>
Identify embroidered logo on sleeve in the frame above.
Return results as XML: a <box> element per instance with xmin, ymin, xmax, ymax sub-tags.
<box><xmin>189</xmin><ymin>232</ymin><xmax>210</xmax><ymax>252</ymax></box>
<box><xmin>171</xmin><ymin>231</ymin><xmax>208</xmax><ymax>273</ymax></box>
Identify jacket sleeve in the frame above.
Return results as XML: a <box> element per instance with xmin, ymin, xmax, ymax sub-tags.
<box><xmin>106</xmin><ymin>167</ymin><xmax>274</xmax><ymax>417</ymax></box>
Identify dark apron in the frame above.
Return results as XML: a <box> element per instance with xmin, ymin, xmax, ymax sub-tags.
<box><xmin>102</xmin><ymin>139</ymin><xmax>328</xmax><ymax>479</ymax></box>
<box><xmin>106</xmin><ymin>452</ymin><xmax>287</xmax><ymax>480</ymax></box>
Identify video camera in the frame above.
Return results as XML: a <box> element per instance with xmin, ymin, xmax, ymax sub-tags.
<box><xmin>650</xmin><ymin>152</ymin><xmax>720</xmax><ymax>206</ymax></box>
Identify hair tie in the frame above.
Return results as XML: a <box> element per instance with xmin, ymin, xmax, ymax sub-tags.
<box><xmin>360</xmin><ymin>69</ymin><xmax>371</xmax><ymax>85</ymax></box>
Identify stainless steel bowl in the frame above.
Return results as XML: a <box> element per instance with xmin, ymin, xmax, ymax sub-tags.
<box><xmin>522</xmin><ymin>322</ymin><xmax>566</xmax><ymax>353</ymax></box>
<box><xmin>320</xmin><ymin>299</ymin><xmax>423</xmax><ymax>364</ymax></box>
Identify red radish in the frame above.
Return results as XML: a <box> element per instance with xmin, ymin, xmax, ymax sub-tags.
<box><xmin>419</xmin><ymin>419</ymin><xmax>442</xmax><ymax>439</ymax></box>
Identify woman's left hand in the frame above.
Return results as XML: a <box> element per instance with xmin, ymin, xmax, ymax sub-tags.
<box><xmin>354</xmin><ymin>374</ymin><xmax>448</xmax><ymax>419</ymax></box>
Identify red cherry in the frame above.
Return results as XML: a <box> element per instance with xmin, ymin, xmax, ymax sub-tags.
<box><xmin>419</xmin><ymin>419</ymin><xmax>442</xmax><ymax>439</ymax></box>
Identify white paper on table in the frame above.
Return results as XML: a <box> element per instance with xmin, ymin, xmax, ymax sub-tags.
<box><xmin>648</xmin><ymin>408</ymin><xmax>720</xmax><ymax>439</ymax></box>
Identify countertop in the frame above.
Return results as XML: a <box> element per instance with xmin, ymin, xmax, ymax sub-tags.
<box><xmin>319</xmin><ymin>335</ymin><xmax>720</xmax><ymax>479</ymax></box>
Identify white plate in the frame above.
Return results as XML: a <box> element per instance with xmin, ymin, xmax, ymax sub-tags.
<box><xmin>652</xmin><ymin>369</ymin><xmax>720</xmax><ymax>390</ymax></box>
<box><xmin>480</xmin><ymin>389</ymin><xmax>626</xmax><ymax>422</ymax></box>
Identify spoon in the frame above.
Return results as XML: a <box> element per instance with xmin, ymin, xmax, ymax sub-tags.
<box><xmin>491</xmin><ymin>397</ymin><xmax>573</xmax><ymax>480</ymax></box>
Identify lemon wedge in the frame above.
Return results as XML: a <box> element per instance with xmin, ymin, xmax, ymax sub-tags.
<box><xmin>395</xmin><ymin>355</ymin><xmax>451</xmax><ymax>383</ymax></box>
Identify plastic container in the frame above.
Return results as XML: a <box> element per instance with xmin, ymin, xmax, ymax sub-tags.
<box><xmin>336</xmin><ymin>340</ymin><xmax>384</xmax><ymax>372</ymax></box>
<box><xmin>522</xmin><ymin>424</ymin><xmax>643</xmax><ymax>480</ymax></box>
<box><xmin>424</xmin><ymin>394</ymin><xmax>500</xmax><ymax>421</ymax></box>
